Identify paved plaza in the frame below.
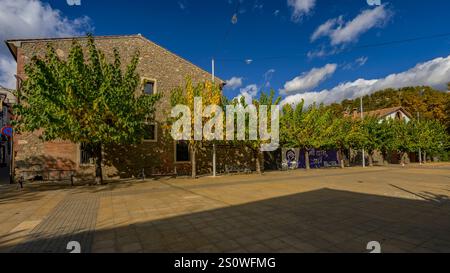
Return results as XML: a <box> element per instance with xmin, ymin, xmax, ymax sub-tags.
<box><xmin>0</xmin><ymin>165</ymin><xmax>449</xmax><ymax>253</ymax></box>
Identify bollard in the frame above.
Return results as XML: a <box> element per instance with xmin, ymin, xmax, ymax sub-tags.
<box><xmin>19</xmin><ymin>175</ymin><xmax>24</xmax><ymax>189</ymax></box>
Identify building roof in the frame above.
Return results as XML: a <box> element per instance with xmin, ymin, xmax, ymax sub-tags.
<box><xmin>5</xmin><ymin>34</ymin><xmax>224</xmax><ymax>84</ymax></box>
<box><xmin>364</xmin><ymin>106</ymin><xmax>412</xmax><ymax>119</ymax></box>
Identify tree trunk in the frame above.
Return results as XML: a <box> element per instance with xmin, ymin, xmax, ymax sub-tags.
<box><xmin>95</xmin><ymin>144</ymin><xmax>103</xmax><ymax>185</ymax></box>
<box><xmin>381</xmin><ymin>150</ymin><xmax>388</xmax><ymax>166</ymax></box>
<box><xmin>304</xmin><ymin>150</ymin><xmax>310</xmax><ymax>170</ymax></box>
<box><xmin>399</xmin><ymin>152</ymin><xmax>407</xmax><ymax>166</ymax></box>
<box><xmin>368</xmin><ymin>153</ymin><xmax>374</xmax><ymax>167</ymax></box>
<box><xmin>423</xmin><ymin>151</ymin><xmax>427</xmax><ymax>164</ymax></box>
<box><xmin>191</xmin><ymin>144</ymin><xmax>196</xmax><ymax>179</ymax></box>
<box><xmin>339</xmin><ymin>149</ymin><xmax>345</xmax><ymax>169</ymax></box>
<box><xmin>255</xmin><ymin>150</ymin><xmax>262</xmax><ymax>175</ymax></box>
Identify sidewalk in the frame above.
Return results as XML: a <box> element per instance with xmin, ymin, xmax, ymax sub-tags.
<box><xmin>0</xmin><ymin>165</ymin><xmax>449</xmax><ymax>253</ymax></box>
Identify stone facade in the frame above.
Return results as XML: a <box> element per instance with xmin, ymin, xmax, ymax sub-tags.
<box><xmin>7</xmin><ymin>35</ymin><xmax>255</xmax><ymax>180</ymax></box>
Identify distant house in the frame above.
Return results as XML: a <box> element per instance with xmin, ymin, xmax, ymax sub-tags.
<box><xmin>346</xmin><ymin>106</ymin><xmax>412</xmax><ymax>122</ymax></box>
<box><xmin>364</xmin><ymin>106</ymin><xmax>412</xmax><ymax>123</ymax></box>
<box><xmin>5</xmin><ymin>35</ymin><xmax>255</xmax><ymax>180</ymax></box>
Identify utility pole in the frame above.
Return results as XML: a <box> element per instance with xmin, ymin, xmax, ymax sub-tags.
<box><xmin>212</xmin><ymin>58</ymin><xmax>217</xmax><ymax>177</ymax></box>
<box><xmin>418</xmin><ymin>89</ymin><xmax>425</xmax><ymax>165</ymax></box>
<box><xmin>417</xmin><ymin>112</ymin><xmax>422</xmax><ymax>165</ymax></box>
<box><xmin>361</xmin><ymin>97</ymin><xmax>366</xmax><ymax>168</ymax></box>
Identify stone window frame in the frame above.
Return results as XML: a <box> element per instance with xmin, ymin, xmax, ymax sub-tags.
<box><xmin>174</xmin><ymin>140</ymin><xmax>191</xmax><ymax>164</ymax></box>
<box><xmin>143</xmin><ymin>122</ymin><xmax>158</xmax><ymax>143</ymax></box>
<box><xmin>141</xmin><ymin>78</ymin><xmax>158</xmax><ymax>96</ymax></box>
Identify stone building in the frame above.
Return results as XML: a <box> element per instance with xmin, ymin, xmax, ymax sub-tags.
<box><xmin>0</xmin><ymin>86</ymin><xmax>16</xmax><ymax>183</ymax></box>
<box><xmin>6</xmin><ymin>35</ymin><xmax>255</xmax><ymax>180</ymax></box>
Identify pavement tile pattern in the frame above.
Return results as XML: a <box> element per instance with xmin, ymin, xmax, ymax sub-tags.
<box><xmin>0</xmin><ymin>164</ymin><xmax>449</xmax><ymax>253</ymax></box>
<box><xmin>11</xmin><ymin>194</ymin><xmax>99</xmax><ymax>253</ymax></box>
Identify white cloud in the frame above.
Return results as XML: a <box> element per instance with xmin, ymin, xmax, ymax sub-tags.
<box><xmin>310</xmin><ymin>16</ymin><xmax>343</xmax><ymax>42</ymax></box>
<box><xmin>355</xmin><ymin>56</ymin><xmax>368</xmax><ymax>67</ymax></box>
<box><xmin>263</xmin><ymin>69</ymin><xmax>276</xmax><ymax>87</ymax></box>
<box><xmin>234</xmin><ymin>84</ymin><xmax>259</xmax><ymax>105</ymax></box>
<box><xmin>225</xmin><ymin>77</ymin><xmax>244</xmax><ymax>90</ymax></box>
<box><xmin>240</xmin><ymin>84</ymin><xmax>258</xmax><ymax>97</ymax></box>
<box><xmin>287</xmin><ymin>0</ymin><xmax>316</xmax><ymax>22</ymax></box>
<box><xmin>343</xmin><ymin>56</ymin><xmax>369</xmax><ymax>70</ymax></box>
<box><xmin>311</xmin><ymin>5</ymin><xmax>391</xmax><ymax>45</ymax></box>
<box><xmin>0</xmin><ymin>58</ymin><xmax>17</xmax><ymax>89</ymax></box>
<box><xmin>307</xmin><ymin>46</ymin><xmax>343</xmax><ymax>59</ymax></box>
<box><xmin>280</xmin><ymin>64</ymin><xmax>337</xmax><ymax>95</ymax></box>
<box><xmin>282</xmin><ymin>55</ymin><xmax>450</xmax><ymax>107</ymax></box>
<box><xmin>0</xmin><ymin>0</ymin><xmax>92</xmax><ymax>89</ymax></box>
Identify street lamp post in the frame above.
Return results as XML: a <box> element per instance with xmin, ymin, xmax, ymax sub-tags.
<box><xmin>361</xmin><ymin>97</ymin><xmax>366</xmax><ymax>168</ymax></box>
<box><xmin>212</xmin><ymin>58</ymin><xmax>217</xmax><ymax>177</ymax></box>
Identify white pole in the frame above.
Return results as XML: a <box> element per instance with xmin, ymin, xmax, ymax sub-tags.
<box><xmin>361</xmin><ymin>97</ymin><xmax>366</xmax><ymax>168</ymax></box>
<box><xmin>417</xmin><ymin>112</ymin><xmax>422</xmax><ymax>165</ymax></box>
<box><xmin>212</xmin><ymin>58</ymin><xmax>216</xmax><ymax>177</ymax></box>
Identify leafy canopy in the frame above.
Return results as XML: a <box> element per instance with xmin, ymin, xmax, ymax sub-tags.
<box><xmin>14</xmin><ymin>35</ymin><xmax>160</xmax><ymax>145</ymax></box>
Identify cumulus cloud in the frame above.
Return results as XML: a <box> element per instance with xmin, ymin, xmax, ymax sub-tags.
<box><xmin>282</xmin><ymin>55</ymin><xmax>450</xmax><ymax>107</ymax></box>
<box><xmin>225</xmin><ymin>77</ymin><xmax>244</xmax><ymax>90</ymax></box>
<box><xmin>311</xmin><ymin>5</ymin><xmax>391</xmax><ymax>45</ymax></box>
<box><xmin>287</xmin><ymin>0</ymin><xmax>316</xmax><ymax>22</ymax></box>
<box><xmin>0</xmin><ymin>0</ymin><xmax>92</xmax><ymax>88</ymax></box>
<box><xmin>280</xmin><ymin>64</ymin><xmax>337</xmax><ymax>95</ymax></box>
<box><xmin>234</xmin><ymin>84</ymin><xmax>259</xmax><ymax>105</ymax></box>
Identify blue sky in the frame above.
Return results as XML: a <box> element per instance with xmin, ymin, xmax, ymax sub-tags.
<box><xmin>1</xmin><ymin>0</ymin><xmax>450</xmax><ymax>105</ymax></box>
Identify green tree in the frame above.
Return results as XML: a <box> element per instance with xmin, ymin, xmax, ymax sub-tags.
<box><xmin>360</xmin><ymin>116</ymin><xmax>385</xmax><ymax>167</ymax></box>
<box><xmin>14</xmin><ymin>36</ymin><xmax>160</xmax><ymax>183</ymax></box>
<box><xmin>411</xmin><ymin>119</ymin><xmax>449</xmax><ymax>161</ymax></box>
<box><xmin>231</xmin><ymin>90</ymin><xmax>281</xmax><ymax>174</ymax></box>
<box><xmin>391</xmin><ymin>119</ymin><xmax>411</xmax><ymax>165</ymax></box>
<box><xmin>281</xmin><ymin>102</ymin><xmax>332</xmax><ymax>170</ymax></box>
<box><xmin>326</xmin><ymin>116</ymin><xmax>359</xmax><ymax>168</ymax></box>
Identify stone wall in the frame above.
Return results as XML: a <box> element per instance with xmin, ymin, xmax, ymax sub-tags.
<box><xmin>13</xmin><ymin>35</ymin><xmax>256</xmax><ymax>180</ymax></box>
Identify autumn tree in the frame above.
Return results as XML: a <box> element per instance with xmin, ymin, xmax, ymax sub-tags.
<box><xmin>14</xmin><ymin>35</ymin><xmax>160</xmax><ymax>183</ymax></box>
<box><xmin>170</xmin><ymin>78</ymin><xmax>222</xmax><ymax>178</ymax></box>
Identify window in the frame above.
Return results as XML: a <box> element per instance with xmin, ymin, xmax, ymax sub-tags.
<box><xmin>143</xmin><ymin>123</ymin><xmax>157</xmax><ymax>142</ymax></box>
<box><xmin>143</xmin><ymin>80</ymin><xmax>156</xmax><ymax>95</ymax></box>
<box><xmin>175</xmin><ymin>141</ymin><xmax>190</xmax><ymax>162</ymax></box>
<box><xmin>80</xmin><ymin>143</ymin><xmax>95</xmax><ymax>165</ymax></box>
